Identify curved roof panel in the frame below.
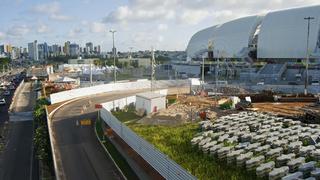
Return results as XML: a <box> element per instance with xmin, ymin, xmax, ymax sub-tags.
<box><xmin>186</xmin><ymin>25</ymin><xmax>218</xmax><ymax>59</ymax></box>
<box><xmin>212</xmin><ymin>15</ymin><xmax>263</xmax><ymax>58</ymax></box>
<box><xmin>258</xmin><ymin>5</ymin><xmax>320</xmax><ymax>59</ymax></box>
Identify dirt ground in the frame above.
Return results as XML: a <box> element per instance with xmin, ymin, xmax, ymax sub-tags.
<box><xmin>252</xmin><ymin>102</ymin><xmax>312</xmax><ymax>117</ymax></box>
<box><xmin>137</xmin><ymin>95</ymin><xmax>238</xmax><ymax>126</ymax></box>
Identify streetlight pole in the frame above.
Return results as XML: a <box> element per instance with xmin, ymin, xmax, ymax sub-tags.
<box><xmin>304</xmin><ymin>16</ymin><xmax>315</xmax><ymax>95</ymax></box>
<box><xmin>110</xmin><ymin>30</ymin><xmax>117</xmax><ymax>83</ymax></box>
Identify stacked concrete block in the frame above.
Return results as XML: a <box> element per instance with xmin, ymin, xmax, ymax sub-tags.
<box><xmin>312</xmin><ymin>149</ymin><xmax>320</xmax><ymax>161</ymax></box>
<box><xmin>287</xmin><ymin>157</ymin><xmax>305</xmax><ymax>173</ymax></box>
<box><xmin>245</xmin><ymin>143</ymin><xmax>261</xmax><ymax>152</ymax></box>
<box><xmin>236</xmin><ymin>152</ymin><xmax>254</xmax><ymax>167</ymax></box>
<box><xmin>266</xmin><ymin>147</ymin><xmax>283</xmax><ymax>160</ymax></box>
<box><xmin>217</xmin><ymin>146</ymin><xmax>233</xmax><ymax>160</ymax></box>
<box><xmin>299</xmin><ymin>145</ymin><xmax>315</xmax><ymax>157</ymax></box>
<box><xmin>202</xmin><ymin>141</ymin><xmax>218</xmax><ymax>153</ymax></box>
<box><xmin>298</xmin><ymin>161</ymin><xmax>317</xmax><ymax>178</ymax></box>
<box><xmin>198</xmin><ymin>137</ymin><xmax>212</xmax><ymax>148</ymax></box>
<box><xmin>276</xmin><ymin>154</ymin><xmax>296</xmax><ymax>167</ymax></box>
<box><xmin>281</xmin><ymin>172</ymin><xmax>303</xmax><ymax>180</ymax></box>
<box><xmin>191</xmin><ymin>136</ymin><xmax>204</xmax><ymax>146</ymax></box>
<box><xmin>269</xmin><ymin>166</ymin><xmax>289</xmax><ymax>180</ymax></box>
<box><xmin>254</xmin><ymin>145</ymin><xmax>271</xmax><ymax>155</ymax></box>
<box><xmin>311</xmin><ymin>168</ymin><xmax>320</xmax><ymax>179</ymax></box>
<box><xmin>287</xmin><ymin>141</ymin><xmax>303</xmax><ymax>154</ymax></box>
<box><xmin>235</xmin><ymin>142</ymin><xmax>250</xmax><ymax>150</ymax></box>
<box><xmin>256</xmin><ymin>161</ymin><xmax>275</xmax><ymax>178</ymax></box>
<box><xmin>209</xmin><ymin>144</ymin><xmax>223</xmax><ymax>156</ymax></box>
<box><xmin>227</xmin><ymin>149</ymin><xmax>245</xmax><ymax>164</ymax></box>
<box><xmin>246</xmin><ymin>155</ymin><xmax>265</xmax><ymax>171</ymax></box>
<box><xmin>272</xmin><ymin>140</ymin><xmax>289</xmax><ymax>150</ymax></box>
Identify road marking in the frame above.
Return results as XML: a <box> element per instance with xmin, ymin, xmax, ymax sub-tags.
<box><xmin>80</xmin><ymin>119</ymin><xmax>91</xmax><ymax>126</ymax></box>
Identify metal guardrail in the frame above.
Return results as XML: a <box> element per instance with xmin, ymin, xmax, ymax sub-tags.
<box><xmin>100</xmin><ymin>108</ymin><xmax>197</xmax><ymax>180</ymax></box>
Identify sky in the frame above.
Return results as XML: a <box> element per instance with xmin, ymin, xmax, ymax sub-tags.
<box><xmin>0</xmin><ymin>0</ymin><xmax>319</xmax><ymax>52</ymax></box>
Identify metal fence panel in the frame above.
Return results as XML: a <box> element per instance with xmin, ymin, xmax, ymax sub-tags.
<box><xmin>101</xmin><ymin>106</ymin><xmax>196</xmax><ymax>180</ymax></box>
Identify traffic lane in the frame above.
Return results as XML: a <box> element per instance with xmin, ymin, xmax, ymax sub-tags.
<box><xmin>0</xmin><ymin>121</ymin><xmax>33</xmax><ymax>180</ymax></box>
<box><xmin>52</xmin><ymin>91</ymin><xmax>145</xmax><ymax>180</ymax></box>
<box><xmin>53</xmin><ymin>109</ymin><xmax>123</xmax><ymax>180</ymax></box>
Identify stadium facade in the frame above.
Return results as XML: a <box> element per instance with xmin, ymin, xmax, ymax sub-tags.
<box><xmin>186</xmin><ymin>5</ymin><xmax>320</xmax><ymax>62</ymax></box>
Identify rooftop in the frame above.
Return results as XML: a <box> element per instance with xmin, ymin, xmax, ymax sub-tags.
<box><xmin>136</xmin><ymin>92</ymin><xmax>166</xmax><ymax>99</ymax></box>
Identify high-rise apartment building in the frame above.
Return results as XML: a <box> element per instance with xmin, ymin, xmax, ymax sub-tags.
<box><xmin>28</xmin><ymin>40</ymin><xmax>39</xmax><ymax>61</ymax></box>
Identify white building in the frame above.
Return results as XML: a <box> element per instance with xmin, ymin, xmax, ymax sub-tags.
<box><xmin>28</xmin><ymin>40</ymin><xmax>38</xmax><ymax>61</ymax></box>
<box><xmin>135</xmin><ymin>92</ymin><xmax>166</xmax><ymax>114</ymax></box>
<box><xmin>186</xmin><ymin>5</ymin><xmax>320</xmax><ymax>61</ymax></box>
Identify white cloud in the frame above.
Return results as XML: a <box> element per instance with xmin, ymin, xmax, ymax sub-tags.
<box><xmin>37</xmin><ymin>24</ymin><xmax>50</xmax><ymax>33</ymax></box>
<box><xmin>68</xmin><ymin>28</ymin><xmax>83</xmax><ymax>37</ymax></box>
<box><xmin>6</xmin><ymin>25</ymin><xmax>30</xmax><ymax>37</ymax></box>
<box><xmin>179</xmin><ymin>10</ymin><xmax>210</xmax><ymax>25</ymax></box>
<box><xmin>104</xmin><ymin>0</ymin><xmax>320</xmax><ymax>25</ymax></box>
<box><xmin>31</xmin><ymin>2</ymin><xmax>72</xmax><ymax>21</ymax></box>
<box><xmin>90</xmin><ymin>22</ymin><xmax>107</xmax><ymax>33</ymax></box>
<box><xmin>157</xmin><ymin>24</ymin><xmax>168</xmax><ymax>31</ymax></box>
<box><xmin>50</xmin><ymin>14</ymin><xmax>72</xmax><ymax>21</ymax></box>
<box><xmin>0</xmin><ymin>32</ymin><xmax>5</xmax><ymax>40</ymax></box>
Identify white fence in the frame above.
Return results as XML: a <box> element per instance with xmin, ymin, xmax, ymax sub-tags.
<box><xmin>50</xmin><ymin>80</ymin><xmax>190</xmax><ymax>104</ymax></box>
<box><xmin>50</xmin><ymin>81</ymin><xmax>151</xmax><ymax>104</ymax></box>
<box><xmin>100</xmin><ymin>104</ymin><xmax>196</xmax><ymax>180</ymax></box>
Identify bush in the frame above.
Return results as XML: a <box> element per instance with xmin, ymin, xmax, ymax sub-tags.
<box><xmin>33</xmin><ymin>98</ymin><xmax>53</xmax><ymax>171</ymax></box>
<box><xmin>219</xmin><ymin>101</ymin><xmax>233</xmax><ymax>110</ymax></box>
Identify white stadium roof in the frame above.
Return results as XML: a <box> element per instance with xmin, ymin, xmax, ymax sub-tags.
<box><xmin>186</xmin><ymin>5</ymin><xmax>320</xmax><ymax>60</ymax></box>
<box><xmin>258</xmin><ymin>5</ymin><xmax>320</xmax><ymax>59</ymax></box>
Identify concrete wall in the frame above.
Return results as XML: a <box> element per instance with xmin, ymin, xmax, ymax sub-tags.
<box><xmin>50</xmin><ymin>80</ymin><xmax>188</xmax><ymax>104</ymax></box>
<box><xmin>50</xmin><ymin>81</ymin><xmax>151</xmax><ymax>104</ymax></box>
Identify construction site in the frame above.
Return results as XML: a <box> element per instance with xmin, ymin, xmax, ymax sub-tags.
<box><xmin>121</xmin><ymin>84</ymin><xmax>320</xmax><ymax>180</ymax></box>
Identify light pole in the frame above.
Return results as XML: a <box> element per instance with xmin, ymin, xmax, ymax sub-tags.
<box><xmin>304</xmin><ymin>16</ymin><xmax>315</xmax><ymax>95</ymax></box>
<box><xmin>110</xmin><ymin>30</ymin><xmax>117</xmax><ymax>83</ymax></box>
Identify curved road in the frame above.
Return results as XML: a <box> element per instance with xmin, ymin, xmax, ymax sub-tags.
<box><xmin>51</xmin><ymin>90</ymin><xmax>147</xmax><ymax>180</ymax></box>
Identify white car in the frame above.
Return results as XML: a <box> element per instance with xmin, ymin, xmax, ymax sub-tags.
<box><xmin>257</xmin><ymin>82</ymin><xmax>265</xmax><ymax>85</ymax></box>
<box><xmin>0</xmin><ymin>98</ymin><xmax>6</xmax><ymax>105</ymax></box>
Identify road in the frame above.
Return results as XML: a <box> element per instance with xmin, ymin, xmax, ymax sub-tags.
<box><xmin>51</xmin><ymin>90</ymin><xmax>148</xmax><ymax>180</ymax></box>
<box><xmin>0</xmin><ymin>81</ymin><xmax>37</xmax><ymax>180</ymax></box>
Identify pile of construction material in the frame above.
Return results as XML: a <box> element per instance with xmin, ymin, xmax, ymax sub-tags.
<box><xmin>192</xmin><ymin>112</ymin><xmax>320</xmax><ymax>180</ymax></box>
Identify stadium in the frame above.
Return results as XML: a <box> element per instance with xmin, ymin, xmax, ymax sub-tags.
<box><xmin>182</xmin><ymin>5</ymin><xmax>320</xmax><ymax>84</ymax></box>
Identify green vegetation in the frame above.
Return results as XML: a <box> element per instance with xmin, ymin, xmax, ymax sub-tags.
<box><xmin>112</xmin><ymin>105</ymin><xmax>140</xmax><ymax>123</ymax></box>
<box><xmin>219</xmin><ymin>101</ymin><xmax>233</xmax><ymax>110</ymax></box>
<box><xmin>95</xmin><ymin>119</ymin><xmax>138</xmax><ymax>179</ymax></box>
<box><xmin>33</xmin><ymin>97</ymin><xmax>54</xmax><ymax>178</ymax></box>
<box><xmin>127</xmin><ymin>123</ymin><xmax>257</xmax><ymax>180</ymax></box>
<box><xmin>0</xmin><ymin>57</ymin><xmax>10</xmax><ymax>65</ymax></box>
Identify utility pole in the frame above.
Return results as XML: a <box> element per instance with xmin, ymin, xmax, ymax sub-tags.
<box><xmin>151</xmin><ymin>47</ymin><xmax>156</xmax><ymax>91</ymax></box>
<box><xmin>110</xmin><ymin>30</ymin><xmax>117</xmax><ymax>83</ymax></box>
<box><xmin>304</xmin><ymin>16</ymin><xmax>315</xmax><ymax>95</ymax></box>
<box><xmin>202</xmin><ymin>55</ymin><xmax>205</xmax><ymax>84</ymax></box>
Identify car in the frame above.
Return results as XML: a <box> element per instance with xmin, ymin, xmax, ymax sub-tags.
<box><xmin>0</xmin><ymin>98</ymin><xmax>6</xmax><ymax>105</ymax></box>
<box><xmin>3</xmin><ymin>91</ymin><xmax>10</xmax><ymax>96</ymax></box>
<box><xmin>288</xmin><ymin>82</ymin><xmax>298</xmax><ymax>85</ymax></box>
<box><xmin>257</xmin><ymin>82</ymin><xmax>265</xmax><ymax>85</ymax></box>
<box><xmin>311</xmin><ymin>80</ymin><xmax>320</xmax><ymax>86</ymax></box>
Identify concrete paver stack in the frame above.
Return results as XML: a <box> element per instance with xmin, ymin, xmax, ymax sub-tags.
<box><xmin>191</xmin><ymin>111</ymin><xmax>320</xmax><ymax>179</ymax></box>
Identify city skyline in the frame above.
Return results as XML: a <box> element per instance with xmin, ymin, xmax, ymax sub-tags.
<box><xmin>0</xmin><ymin>0</ymin><xmax>319</xmax><ymax>51</ymax></box>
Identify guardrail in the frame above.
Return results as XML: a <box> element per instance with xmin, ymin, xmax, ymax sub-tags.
<box><xmin>50</xmin><ymin>80</ymin><xmax>190</xmax><ymax>104</ymax></box>
<box><xmin>8</xmin><ymin>79</ymin><xmax>24</xmax><ymax>113</ymax></box>
<box><xmin>100</xmin><ymin>98</ymin><xmax>196</xmax><ymax>180</ymax></box>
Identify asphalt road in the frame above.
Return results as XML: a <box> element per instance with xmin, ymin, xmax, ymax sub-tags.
<box><xmin>51</xmin><ymin>90</ymin><xmax>147</xmax><ymax>180</ymax></box>
<box><xmin>0</xmin><ymin>81</ymin><xmax>37</xmax><ymax>180</ymax></box>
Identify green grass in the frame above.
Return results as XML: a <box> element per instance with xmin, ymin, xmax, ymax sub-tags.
<box><xmin>112</xmin><ymin>108</ymin><xmax>141</xmax><ymax>123</ymax></box>
<box><xmin>95</xmin><ymin>119</ymin><xmax>139</xmax><ymax>179</ymax></box>
<box><xmin>128</xmin><ymin>123</ymin><xmax>257</xmax><ymax>180</ymax></box>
